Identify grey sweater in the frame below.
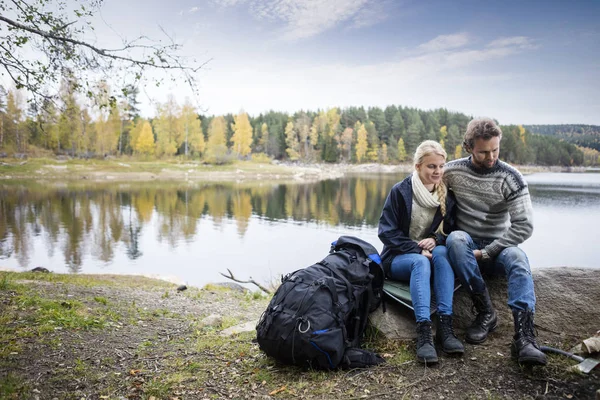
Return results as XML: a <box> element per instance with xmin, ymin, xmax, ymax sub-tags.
<box><xmin>443</xmin><ymin>156</ymin><xmax>533</xmax><ymax>259</ymax></box>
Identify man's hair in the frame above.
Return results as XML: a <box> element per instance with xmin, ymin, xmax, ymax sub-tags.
<box><xmin>463</xmin><ymin>118</ymin><xmax>502</xmax><ymax>152</ymax></box>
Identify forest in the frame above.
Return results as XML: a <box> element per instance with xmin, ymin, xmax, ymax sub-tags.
<box><xmin>0</xmin><ymin>83</ymin><xmax>596</xmax><ymax>167</ymax></box>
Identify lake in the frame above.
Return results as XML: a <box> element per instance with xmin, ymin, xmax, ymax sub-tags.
<box><xmin>1</xmin><ymin>171</ymin><xmax>599</xmax><ymax>289</ymax></box>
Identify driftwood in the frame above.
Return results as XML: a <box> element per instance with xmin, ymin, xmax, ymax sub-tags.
<box><xmin>219</xmin><ymin>268</ymin><xmax>272</xmax><ymax>294</ymax></box>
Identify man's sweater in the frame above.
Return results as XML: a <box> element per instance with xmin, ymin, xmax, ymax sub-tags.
<box><xmin>443</xmin><ymin>156</ymin><xmax>533</xmax><ymax>259</ymax></box>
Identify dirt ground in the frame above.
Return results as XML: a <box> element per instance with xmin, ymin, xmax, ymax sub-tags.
<box><xmin>1</xmin><ymin>272</ymin><xmax>598</xmax><ymax>400</ymax></box>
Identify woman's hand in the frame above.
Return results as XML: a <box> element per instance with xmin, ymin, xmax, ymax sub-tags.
<box><xmin>418</xmin><ymin>237</ymin><xmax>436</xmax><ymax>252</ymax></box>
<box><xmin>421</xmin><ymin>249</ymin><xmax>432</xmax><ymax>260</ymax></box>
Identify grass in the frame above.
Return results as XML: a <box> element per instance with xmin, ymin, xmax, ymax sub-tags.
<box><xmin>0</xmin><ymin>157</ymin><xmax>297</xmax><ymax>181</ymax></box>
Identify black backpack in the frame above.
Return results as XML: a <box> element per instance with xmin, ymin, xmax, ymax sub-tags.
<box><xmin>256</xmin><ymin>236</ymin><xmax>386</xmax><ymax>369</ymax></box>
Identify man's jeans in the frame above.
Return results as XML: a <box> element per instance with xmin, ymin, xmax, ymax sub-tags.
<box><xmin>446</xmin><ymin>231</ymin><xmax>535</xmax><ymax>312</ymax></box>
<box><xmin>389</xmin><ymin>246</ymin><xmax>455</xmax><ymax>322</ymax></box>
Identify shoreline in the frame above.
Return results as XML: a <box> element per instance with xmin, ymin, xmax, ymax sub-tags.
<box><xmin>0</xmin><ymin>158</ymin><xmax>591</xmax><ymax>183</ymax></box>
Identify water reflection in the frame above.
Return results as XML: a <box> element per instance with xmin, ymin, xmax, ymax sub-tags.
<box><xmin>1</xmin><ymin>172</ymin><xmax>599</xmax><ymax>287</ymax></box>
<box><xmin>0</xmin><ymin>175</ymin><xmax>401</xmax><ymax>273</ymax></box>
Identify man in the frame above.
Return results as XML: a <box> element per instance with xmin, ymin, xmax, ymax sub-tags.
<box><xmin>443</xmin><ymin>118</ymin><xmax>546</xmax><ymax>366</ymax></box>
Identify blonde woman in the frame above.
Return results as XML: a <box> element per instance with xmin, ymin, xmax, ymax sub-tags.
<box><xmin>378</xmin><ymin>140</ymin><xmax>463</xmax><ymax>364</ymax></box>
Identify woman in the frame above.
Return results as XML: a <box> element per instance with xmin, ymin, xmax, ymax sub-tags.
<box><xmin>378</xmin><ymin>140</ymin><xmax>463</xmax><ymax>364</ymax></box>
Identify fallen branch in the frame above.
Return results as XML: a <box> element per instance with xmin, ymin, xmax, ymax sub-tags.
<box><xmin>219</xmin><ymin>268</ymin><xmax>272</xmax><ymax>294</ymax></box>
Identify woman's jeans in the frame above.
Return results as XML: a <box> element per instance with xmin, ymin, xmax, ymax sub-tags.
<box><xmin>446</xmin><ymin>230</ymin><xmax>535</xmax><ymax>312</ymax></box>
<box><xmin>389</xmin><ymin>246</ymin><xmax>455</xmax><ymax>322</ymax></box>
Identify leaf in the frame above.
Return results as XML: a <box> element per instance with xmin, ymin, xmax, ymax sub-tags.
<box><xmin>269</xmin><ymin>386</ymin><xmax>287</xmax><ymax>395</ymax></box>
<box><xmin>129</xmin><ymin>369</ymin><xmax>141</xmax><ymax>376</ymax></box>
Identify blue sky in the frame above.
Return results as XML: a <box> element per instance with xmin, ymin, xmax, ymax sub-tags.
<box><xmin>96</xmin><ymin>0</ymin><xmax>599</xmax><ymax>124</ymax></box>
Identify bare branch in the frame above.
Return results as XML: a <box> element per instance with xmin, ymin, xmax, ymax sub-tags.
<box><xmin>219</xmin><ymin>268</ymin><xmax>272</xmax><ymax>294</ymax></box>
<box><xmin>0</xmin><ymin>15</ymin><xmax>196</xmax><ymax>71</ymax></box>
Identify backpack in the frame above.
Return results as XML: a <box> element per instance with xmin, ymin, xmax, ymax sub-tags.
<box><xmin>256</xmin><ymin>236</ymin><xmax>386</xmax><ymax>369</ymax></box>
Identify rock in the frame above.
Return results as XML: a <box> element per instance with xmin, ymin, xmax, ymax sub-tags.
<box><xmin>220</xmin><ymin>321</ymin><xmax>257</xmax><ymax>336</ymax></box>
<box><xmin>212</xmin><ymin>282</ymin><xmax>250</xmax><ymax>293</ymax></box>
<box><xmin>176</xmin><ymin>285</ymin><xmax>187</xmax><ymax>292</ymax></box>
<box><xmin>370</xmin><ymin>267</ymin><xmax>600</xmax><ymax>340</ymax></box>
<box><xmin>199</xmin><ymin>314</ymin><xmax>223</xmax><ymax>328</ymax></box>
<box><xmin>30</xmin><ymin>267</ymin><xmax>50</xmax><ymax>273</ymax></box>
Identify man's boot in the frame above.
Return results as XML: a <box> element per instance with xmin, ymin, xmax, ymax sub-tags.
<box><xmin>511</xmin><ymin>309</ymin><xmax>547</xmax><ymax>366</ymax></box>
<box><xmin>466</xmin><ymin>288</ymin><xmax>498</xmax><ymax>344</ymax></box>
<box><xmin>436</xmin><ymin>314</ymin><xmax>465</xmax><ymax>354</ymax></box>
<box><xmin>416</xmin><ymin>321</ymin><xmax>438</xmax><ymax>364</ymax></box>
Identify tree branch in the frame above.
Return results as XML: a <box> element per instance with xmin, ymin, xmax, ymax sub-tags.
<box><xmin>219</xmin><ymin>269</ymin><xmax>272</xmax><ymax>294</ymax></box>
<box><xmin>0</xmin><ymin>14</ymin><xmax>197</xmax><ymax>71</ymax></box>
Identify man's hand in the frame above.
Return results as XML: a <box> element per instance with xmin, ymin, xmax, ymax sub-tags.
<box><xmin>418</xmin><ymin>237</ymin><xmax>436</xmax><ymax>252</ymax></box>
<box><xmin>421</xmin><ymin>249</ymin><xmax>432</xmax><ymax>260</ymax></box>
<box><xmin>473</xmin><ymin>249</ymin><xmax>482</xmax><ymax>261</ymax></box>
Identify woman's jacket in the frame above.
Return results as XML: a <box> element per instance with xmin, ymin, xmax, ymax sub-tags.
<box><xmin>378</xmin><ymin>174</ymin><xmax>456</xmax><ymax>274</ymax></box>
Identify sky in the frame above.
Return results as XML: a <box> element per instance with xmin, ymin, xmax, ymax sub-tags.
<box><xmin>47</xmin><ymin>0</ymin><xmax>600</xmax><ymax>124</ymax></box>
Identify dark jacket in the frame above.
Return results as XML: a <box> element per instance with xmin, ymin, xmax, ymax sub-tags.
<box><xmin>378</xmin><ymin>175</ymin><xmax>456</xmax><ymax>275</ymax></box>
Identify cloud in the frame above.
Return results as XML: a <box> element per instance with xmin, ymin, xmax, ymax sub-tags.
<box><xmin>211</xmin><ymin>0</ymin><xmax>386</xmax><ymax>40</ymax></box>
<box><xmin>487</xmin><ymin>36</ymin><xmax>535</xmax><ymax>49</ymax></box>
<box><xmin>418</xmin><ymin>33</ymin><xmax>470</xmax><ymax>53</ymax></box>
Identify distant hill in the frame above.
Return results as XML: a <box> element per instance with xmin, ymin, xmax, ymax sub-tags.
<box><xmin>524</xmin><ymin>124</ymin><xmax>600</xmax><ymax>151</ymax></box>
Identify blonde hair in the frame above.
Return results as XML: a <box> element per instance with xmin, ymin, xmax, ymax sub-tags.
<box><xmin>413</xmin><ymin>140</ymin><xmax>448</xmax><ymax>216</ymax></box>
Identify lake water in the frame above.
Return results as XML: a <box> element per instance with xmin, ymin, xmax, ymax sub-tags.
<box><xmin>1</xmin><ymin>172</ymin><xmax>599</xmax><ymax>289</ymax></box>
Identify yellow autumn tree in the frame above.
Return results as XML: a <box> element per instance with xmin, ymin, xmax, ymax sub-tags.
<box><xmin>285</xmin><ymin>121</ymin><xmax>300</xmax><ymax>160</ymax></box>
<box><xmin>258</xmin><ymin>122</ymin><xmax>269</xmax><ymax>154</ymax></box>
<box><xmin>397</xmin><ymin>137</ymin><xmax>407</xmax><ymax>161</ymax></box>
<box><xmin>355</xmin><ymin>122</ymin><xmax>368</xmax><ymax>162</ymax></box>
<box><xmin>381</xmin><ymin>143</ymin><xmax>388</xmax><ymax>163</ymax></box>
<box><xmin>454</xmin><ymin>144</ymin><xmax>463</xmax><ymax>160</ymax></box>
<box><xmin>439</xmin><ymin>125</ymin><xmax>447</xmax><ymax>150</ymax></box>
<box><xmin>153</xmin><ymin>95</ymin><xmax>182</xmax><ymax>157</ymax></box>
<box><xmin>180</xmin><ymin>100</ymin><xmax>205</xmax><ymax>156</ymax></box>
<box><xmin>135</xmin><ymin>120</ymin><xmax>155</xmax><ymax>155</ymax></box>
<box><xmin>518</xmin><ymin>125</ymin><xmax>526</xmax><ymax>144</ymax></box>
<box><xmin>230</xmin><ymin>112</ymin><xmax>253</xmax><ymax>157</ymax></box>
<box><xmin>205</xmin><ymin>116</ymin><xmax>228</xmax><ymax>164</ymax></box>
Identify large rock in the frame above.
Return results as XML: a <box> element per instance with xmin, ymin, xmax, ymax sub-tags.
<box><xmin>370</xmin><ymin>267</ymin><xmax>600</xmax><ymax>340</ymax></box>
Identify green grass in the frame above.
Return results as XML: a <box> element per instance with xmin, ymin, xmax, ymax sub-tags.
<box><xmin>0</xmin><ymin>372</ymin><xmax>28</xmax><ymax>399</ymax></box>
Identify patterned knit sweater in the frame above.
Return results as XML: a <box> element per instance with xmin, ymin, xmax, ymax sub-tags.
<box><xmin>443</xmin><ymin>156</ymin><xmax>533</xmax><ymax>259</ymax></box>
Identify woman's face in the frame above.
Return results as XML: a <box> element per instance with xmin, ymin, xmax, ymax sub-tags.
<box><xmin>415</xmin><ymin>153</ymin><xmax>445</xmax><ymax>186</ymax></box>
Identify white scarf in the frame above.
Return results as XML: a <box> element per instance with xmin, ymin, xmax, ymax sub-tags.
<box><xmin>411</xmin><ymin>171</ymin><xmax>440</xmax><ymax>209</ymax></box>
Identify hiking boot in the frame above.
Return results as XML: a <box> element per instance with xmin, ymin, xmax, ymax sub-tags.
<box><xmin>416</xmin><ymin>321</ymin><xmax>438</xmax><ymax>364</ymax></box>
<box><xmin>466</xmin><ymin>288</ymin><xmax>498</xmax><ymax>344</ymax></box>
<box><xmin>436</xmin><ymin>314</ymin><xmax>465</xmax><ymax>355</ymax></box>
<box><xmin>511</xmin><ymin>309</ymin><xmax>547</xmax><ymax>366</ymax></box>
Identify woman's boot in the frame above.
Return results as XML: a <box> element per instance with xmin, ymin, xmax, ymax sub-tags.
<box><xmin>436</xmin><ymin>314</ymin><xmax>465</xmax><ymax>354</ymax></box>
<box><xmin>416</xmin><ymin>321</ymin><xmax>438</xmax><ymax>364</ymax></box>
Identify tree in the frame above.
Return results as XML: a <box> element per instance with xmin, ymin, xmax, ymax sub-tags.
<box><xmin>355</xmin><ymin>122</ymin><xmax>368</xmax><ymax>162</ymax></box>
<box><xmin>397</xmin><ymin>138</ymin><xmax>407</xmax><ymax>161</ymax></box>
<box><xmin>205</xmin><ymin>116</ymin><xmax>228</xmax><ymax>164</ymax></box>
<box><xmin>230</xmin><ymin>112</ymin><xmax>253</xmax><ymax>157</ymax></box>
<box><xmin>180</xmin><ymin>100</ymin><xmax>204</xmax><ymax>156</ymax></box>
<box><xmin>284</xmin><ymin>121</ymin><xmax>300</xmax><ymax>160</ymax></box>
<box><xmin>134</xmin><ymin>120</ymin><xmax>155</xmax><ymax>156</ymax></box>
<box><xmin>153</xmin><ymin>95</ymin><xmax>181</xmax><ymax>157</ymax></box>
<box><xmin>0</xmin><ymin>0</ymin><xmax>205</xmax><ymax>107</ymax></box>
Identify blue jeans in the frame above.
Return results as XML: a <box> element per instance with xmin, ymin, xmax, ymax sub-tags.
<box><xmin>389</xmin><ymin>246</ymin><xmax>455</xmax><ymax>322</ymax></box>
<box><xmin>445</xmin><ymin>231</ymin><xmax>535</xmax><ymax>312</ymax></box>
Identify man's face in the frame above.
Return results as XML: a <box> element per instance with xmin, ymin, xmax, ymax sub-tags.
<box><xmin>470</xmin><ymin>136</ymin><xmax>500</xmax><ymax>169</ymax></box>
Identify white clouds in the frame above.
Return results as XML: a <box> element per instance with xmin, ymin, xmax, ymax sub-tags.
<box><xmin>211</xmin><ymin>0</ymin><xmax>386</xmax><ymax>40</ymax></box>
<box><xmin>418</xmin><ymin>33</ymin><xmax>470</xmax><ymax>53</ymax></box>
<box><xmin>487</xmin><ymin>36</ymin><xmax>535</xmax><ymax>49</ymax></box>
